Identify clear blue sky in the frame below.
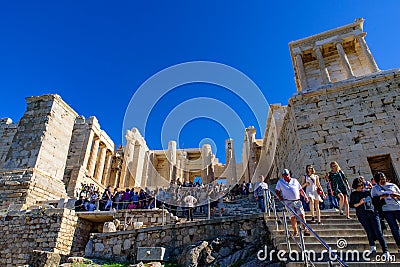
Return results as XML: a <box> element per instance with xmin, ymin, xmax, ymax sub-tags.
<box><xmin>0</xmin><ymin>1</ymin><xmax>399</xmax><ymax>163</ymax></box>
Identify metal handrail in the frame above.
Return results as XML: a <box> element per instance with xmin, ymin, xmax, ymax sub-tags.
<box><xmin>266</xmin><ymin>188</ymin><xmax>348</xmax><ymax>267</ymax></box>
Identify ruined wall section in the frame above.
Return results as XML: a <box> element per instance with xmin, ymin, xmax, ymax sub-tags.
<box><xmin>255</xmin><ymin>104</ymin><xmax>288</xmax><ymax>182</ymax></box>
<box><xmin>85</xmin><ymin>213</ymin><xmax>266</xmax><ymax>262</ymax></box>
<box><xmin>0</xmin><ymin>95</ymin><xmax>77</xmax><ymax>209</ymax></box>
<box><xmin>0</xmin><ymin>208</ymin><xmax>78</xmax><ymax>267</ymax></box>
<box><xmin>287</xmin><ymin>69</ymin><xmax>400</xmax><ymax>182</ymax></box>
<box><xmin>272</xmin><ymin>106</ymin><xmax>303</xmax><ymax>180</ymax></box>
<box><xmin>0</xmin><ymin>118</ymin><xmax>18</xmax><ymax>167</ymax></box>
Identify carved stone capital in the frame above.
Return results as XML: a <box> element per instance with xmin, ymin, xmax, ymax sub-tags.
<box><xmin>333</xmin><ymin>38</ymin><xmax>344</xmax><ymax>46</ymax></box>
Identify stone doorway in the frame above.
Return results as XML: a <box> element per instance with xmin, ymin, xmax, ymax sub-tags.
<box><xmin>368</xmin><ymin>154</ymin><xmax>399</xmax><ymax>185</ymax></box>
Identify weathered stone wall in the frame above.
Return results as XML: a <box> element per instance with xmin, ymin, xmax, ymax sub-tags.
<box><xmin>0</xmin><ymin>208</ymin><xmax>78</xmax><ymax>267</ymax></box>
<box><xmin>0</xmin><ymin>118</ymin><xmax>17</xmax><ymax>168</ymax></box>
<box><xmin>70</xmin><ymin>217</ymin><xmax>93</xmax><ymax>255</ymax></box>
<box><xmin>0</xmin><ymin>170</ymin><xmax>32</xmax><ymax>210</ymax></box>
<box><xmin>113</xmin><ymin>209</ymin><xmax>179</xmax><ymax>227</ymax></box>
<box><xmin>272</xmin><ymin>106</ymin><xmax>303</xmax><ymax>180</ymax></box>
<box><xmin>0</xmin><ymin>95</ymin><xmax>78</xmax><ymax>209</ymax></box>
<box><xmin>85</xmin><ymin>213</ymin><xmax>267</xmax><ymax>262</ymax></box>
<box><xmin>272</xmin><ymin>69</ymin><xmax>400</xmax><ymax>183</ymax></box>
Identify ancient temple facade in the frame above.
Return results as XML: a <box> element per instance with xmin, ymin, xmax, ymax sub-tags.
<box><xmin>0</xmin><ymin>94</ymin><xmax>237</xmax><ymax>210</ymax></box>
<box><xmin>258</xmin><ymin>18</ymin><xmax>400</xmax><ymax>184</ymax></box>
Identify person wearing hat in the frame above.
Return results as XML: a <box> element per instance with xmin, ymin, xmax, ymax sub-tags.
<box><xmin>275</xmin><ymin>169</ymin><xmax>310</xmax><ymax>237</ymax></box>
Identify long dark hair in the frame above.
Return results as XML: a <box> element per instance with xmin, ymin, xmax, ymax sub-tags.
<box><xmin>373</xmin><ymin>172</ymin><xmax>386</xmax><ymax>184</ymax></box>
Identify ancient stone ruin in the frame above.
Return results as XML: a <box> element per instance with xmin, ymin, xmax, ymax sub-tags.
<box><xmin>0</xmin><ymin>18</ymin><xmax>399</xmax><ymax>266</ymax></box>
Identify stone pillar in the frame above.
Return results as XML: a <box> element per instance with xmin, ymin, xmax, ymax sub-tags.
<box><xmin>313</xmin><ymin>45</ymin><xmax>331</xmax><ymax>84</ymax></box>
<box><xmin>87</xmin><ymin>137</ymin><xmax>100</xmax><ymax>177</ymax></box>
<box><xmin>334</xmin><ymin>39</ymin><xmax>354</xmax><ymax>79</ymax></box>
<box><xmin>94</xmin><ymin>144</ymin><xmax>107</xmax><ymax>182</ymax></box>
<box><xmin>293</xmin><ymin>48</ymin><xmax>308</xmax><ymax>91</ymax></box>
<box><xmin>81</xmin><ymin>130</ymin><xmax>94</xmax><ymax>171</ymax></box>
<box><xmin>355</xmin><ymin>33</ymin><xmax>379</xmax><ymax>73</ymax></box>
<box><xmin>167</xmin><ymin>141</ymin><xmax>177</xmax><ymax>182</ymax></box>
<box><xmin>225</xmin><ymin>139</ymin><xmax>237</xmax><ymax>186</ymax></box>
<box><xmin>120</xmin><ymin>140</ymin><xmax>135</xmax><ymax>188</ymax></box>
<box><xmin>102</xmin><ymin>152</ymin><xmax>113</xmax><ymax>186</ymax></box>
<box><xmin>202</xmin><ymin>144</ymin><xmax>212</xmax><ymax>183</ymax></box>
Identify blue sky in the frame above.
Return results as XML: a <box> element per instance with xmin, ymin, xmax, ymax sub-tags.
<box><xmin>0</xmin><ymin>1</ymin><xmax>399</xmax><ymax>163</ymax></box>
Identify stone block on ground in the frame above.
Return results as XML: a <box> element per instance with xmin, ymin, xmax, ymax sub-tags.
<box><xmin>137</xmin><ymin>247</ymin><xmax>166</xmax><ymax>261</ymax></box>
<box><xmin>28</xmin><ymin>250</ymin><xmax>61</xmax><ymax>267</ymax></box>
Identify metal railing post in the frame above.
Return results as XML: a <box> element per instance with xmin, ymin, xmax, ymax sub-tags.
<box><xmin>282</xmin><ymin>209</ymin><xmax>291</xmax><ymax>253</ymax></box>
<box><xmin>266</xmin><ymin>188</ymin><xmax>347</xmax><ymax>267</ymax></box>
<box><xmin>123</xmin><ymin>211</ymin><xmax>127</xmax><ymax>231</ymax></box>
<box><xmin>207</xmin><ymin>197</ymin><xmax>211</xmax><ymax>220</ymax></box>
<box><xmin>162</xmin><ymin>203</ymin><xmax>165</xmax><ymax>226</ymax></box>
<box><xmin>272</xmin><ymin>196</ymin><xmax>279</xmax><ymax>231</ymax></box>
<box><xmin>298</xmin><ymin>225</ymin><xmax>309</xmax><ymax>266</ymax></box>
<box><xmin>266</xmin><ymin>190</ymin><xmax>271</xmax><ymax>216</ymax></box>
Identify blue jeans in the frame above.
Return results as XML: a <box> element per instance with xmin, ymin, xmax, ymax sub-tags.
<box><xmin>300</xmin><ymin>195</ymin><xmax>310</xmax><ymax>211</ymax></box>
<box><xmin>258</xmin><ymin>196</ymin><xmax>266</xmax><ymax>212</ymax></box>
<box><xmin>383</xmin><ymin>210</ymin><xmax>400</xmax><ymax>248</ymax></box>
<box><xmin>357</xmin><ymin>210</ymin><xmax>388</xmax><ymax>252</ymax></box>
<box><xmin>328</xmin><ymin>194</ymin><xmax>339</xmax><ymax>209</ymax></box>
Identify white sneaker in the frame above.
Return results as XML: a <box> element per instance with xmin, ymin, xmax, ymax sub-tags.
<box><xmin>382</xmin><ymin>251</ymin><xmax>391</xmax><ymax>261</ymax></box>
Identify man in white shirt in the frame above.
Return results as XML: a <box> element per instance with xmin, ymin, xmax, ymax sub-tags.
<box><xmin>275</xmin><ymin>169</ymin><xmax>310</xmax><ymax>236</ymax></box>
<box><xmin>184</xmin><ymin>192</ymin><xmax>197</xmax><ymax>221</ymax></box>
<box><xmin>254</xmin><ymin>175</ymin><xmax>269</xmax><ymax>212</ymax></box>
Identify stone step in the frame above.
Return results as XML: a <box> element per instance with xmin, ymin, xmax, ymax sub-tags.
<box><xmin>286</xmin><ymin>260</ymin><xmax>400</xmax><ymax>267</ymax></box>
<box><xmin>270</xmin><ymin>223</ymin><xmax>365</xmax><ymax>231</ymax></box>
<box><xmin>273</xmin><ymin>235</ymin><xmax>396</xmax><ymax>246</ymax></box>
<box><xmin>276</xmin><ymin>242</ymin><xmax>400</xmax><ymax>252</ymax></box>
<box><xmin>272</xmin><ymin>229</ymin><xmax>393</xmax><ymax>237</ymax></box>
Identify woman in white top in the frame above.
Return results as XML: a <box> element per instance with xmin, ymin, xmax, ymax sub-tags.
<box><xmin>301</xmin><ymin>165</ymin><xmax>324</xmax><ymax>224</ymax></box>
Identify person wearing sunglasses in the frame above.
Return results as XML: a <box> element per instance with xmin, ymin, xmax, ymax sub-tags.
<box><xmin>350</xmin><ymin>176</ymin><xmax>389</xmax><ymax>258</ymax></box>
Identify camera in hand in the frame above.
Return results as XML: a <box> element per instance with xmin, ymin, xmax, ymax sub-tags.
<box><xmin>364</xmin><ymin>196</ymin><xmax>373</xmax><ymax>211</ymax></box>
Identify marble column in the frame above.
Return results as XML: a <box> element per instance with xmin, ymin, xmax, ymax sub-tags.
<box><xmin>81</xmin><ymin>130</ymin><xmax>94</xmax><ymax>170</ymax></box>
<box><xmin>87</xmin><ymin>137</ymin><xmax>100</xmax><ymax>177</ymax></box>
<box><xmin>293</xmin><ymin>49</ymin><xmax>308</xmax><ymax>91</ymax></box>
<box><xmin>94</xmin><ymin>144</ymin><xmax>107</xmax><ymax>182</ymax></box>
<box><xmin>120</xmin><ymin>140</ymin><xmax>135</xmax><ymax>188</ymax></box>
<box><xmin>313</xmin><ymin>45</ymin><xmax>331</xmax><ymax>84</ymax></box>
<box><xmin>355</xmin><ymin>33</ymin><xmax>379</xmax><ymax>73</ymax></box>
<box><xmin>334</xmin><ymin>39</ymin><xmax>354</xmax><ymax>79</ymax></box>
<box><xmin>167</xmin><ymin>141</ymin><xmax>177</xmax><ymax>182</ymax></box>
<box><xmin>101</xmin><ymin>151</ymin><xmax>113</xmax><ymax>185</ymax></box>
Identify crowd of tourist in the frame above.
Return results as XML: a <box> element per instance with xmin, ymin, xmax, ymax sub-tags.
<box><xmin>271</xmin><ymin>161</ymin><xmax>400</xmax><ymax>258</ymax></box>
<box><xmin>74</xmin><ymin>181</ymin><xmax>229</xmax><ymax>219</ymax></box>
<box><xmin>75</xmin><ymin>161</ymin><xmax>400</xmax><ymax>258</ymax></box>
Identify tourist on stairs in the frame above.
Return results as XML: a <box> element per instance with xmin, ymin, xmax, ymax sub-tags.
<box><xmin>326</xmin><ymin>161</ymin><xmax>351</xmax><ymax>219</ymax></box>
<box><xmin>301</xmin><ymin>165</ymin><xmax>324</xmax><ymax>224</ymax></box>
<box><xmin>350</xmin><ymin>177</ymin><xmax>389</xmax><ymax>258</ymax></box>
<box><xmin>371</xmin><ymin>172</ymin><xmax>400</xmax><ymax>253</ymax></box>
<box><xmin>254</xmin><ymin>175</ymin><xmax>269</xmax><ymax>212</ymax></box>
<box><xmin>276</xmin><ymin>169</ymin><xmax>310</xmax><ymax>237</ymax></box>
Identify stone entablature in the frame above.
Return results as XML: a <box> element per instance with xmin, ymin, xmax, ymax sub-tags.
<box><xmin>85</xmin><ymin>213</ymin><xmax>266</xmax><ymax>262</ymax></box>
<box><xmin>289</xmin><ymin>18</ymin><xmax>379</xmax><ymax>92</ymax></box>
